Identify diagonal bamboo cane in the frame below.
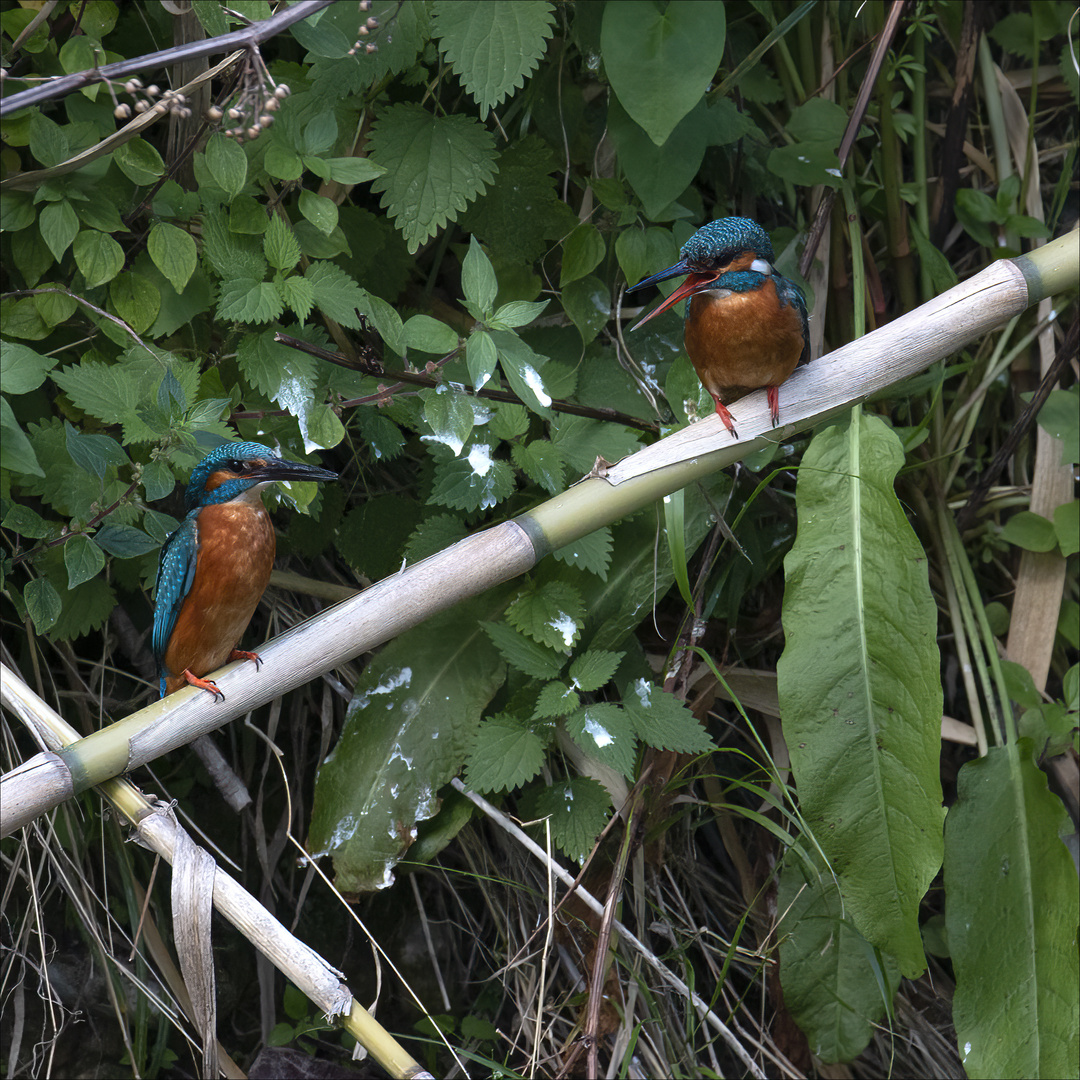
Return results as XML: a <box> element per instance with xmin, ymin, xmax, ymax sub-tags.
<box><xmin>2</xmin><ymin>230</ymin><xmax>1076</xmax><ymax>836</ymax></box>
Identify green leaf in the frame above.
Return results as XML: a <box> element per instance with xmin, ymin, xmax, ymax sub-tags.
<box><xmin>38</xmin><ymin>200</ymin><xmax>80</xmax><ymax>262</ymax></box>
<box><xmin>73</xmin><ymin>229</ymin><xmax>124</xmax><ymax>288</ymax></box>
<box><xmin>264</xmin><ymin>144</ymin><xmax>304</xmax><ymax>182</ymax></box>
<box><xmin>560</xmin><ymin>224</ymin><xmax>605</xmax><ymax>287</ymax></box>
<box><xmin>506</xmin><ymin>579</ymin><xmax>584</xmax><ymax>652</ymax></box>
<box><xmin>308</xmin><ymin>595</ymin><xmax>506</xmax><ymax>891</ymax></box>
<box><xmin>1036</xmin><ymin>388</ymin><xmax>1079</xmax><ymax>465</ymax></box>
<box><xmin>778</xmin><ymin>844</ymin><xmax>902</xmax><ymax>1062</ymax></box>
<box><xmin>368</xmin><ymin>103</ymin><xmax>498</xmax><ymax>253</ymax></box>
<box><xmin>0</xmin><ymin>398</ymin><xmax>44</xmax><ymax>476</ymax></box>
<box><xmin>490</xmin><ymin>330</ymin><xmax>552</xmax><ymax>416</ymax></box>
<box><xmin>403</xmin><ymin>314</ymin><xmax>459</xmax><ymax>354</ymax></box>
<box><xmin>65</xmin><ymin>421</ymin><xmax>129</xmax><ymax>479</ymax></box>
<box><xmin>490</xmin><ymin>299</ymin><xmax>548</xmax><ymax>329</ymax></box>
<box><xmin>147</xmin><ymin>223</ymin><xmax>197</xmax><ymax>293</ymax></box>
<box><xmin>530</xmin><ymin>775</ymin><xmax>611</xmax><ymax>861</ymax></box>
<box><xmin>421</xmin><ymin>388</ymin><xmax>476</xmax><ymax>456</ymax></box>
<box><xmin>562</xmin><ymin>275</ymin><xmax>610</xmax><ymax>346</ymax></box>
<box><xmin>32</xmin><ymin>285</ymin><xmax>78</xmax><ymax>329</ymax></box>
<box><xmin>278</xmin><ymin>275</ymin><xmax>314</xmax><ymax>321</ymax></box>
<box><xmin>1</xmin><ymin>190</ymin><xmax>35</xmax><ymax>232</ymax></box>
<box><xmin>601</xmin><ymin>0</ymin><xmax>724</xmax><ymax>146</ymax></box>
<box><xmin>429</xmin><ymin>445</ymin><xmax>515</xmax><ymax>512</ymax></box>
<box><xmin>298</xmin><ymin>189</ymin><xmax>338</xmax><ymax>236</ymax></box>
<box><xmin>999</xmin><ymin>510</ymin><xmax>1058</xmax><ymax>553</ymax></box>
<box><xmin>552</xmin><ymin>526</ymin><xmax>613</xmax><ymax>580</ymax></box>
<box><xmin>432</xmin><ymin>0</ymin><xmax>555</xmax><ymax>117</ymax></box>
<box><xmin>28</xmin><ymin>111</ymin><xmax>69</xmax><ymax>167</ymax></box>
<box><xmin>204</xmin><ymin>132</ymin><xmax>247</xmax><ymax>199</ymax></box>
<box><xmin>568</xmin><ymin>650</ymin><xmax>623</xmax><ymax>694</ymax></box>
<box><xmin>466</xmin><ymin>330</ymin><xmax>498</xmax><ymax>390</ymax></box>
<box><xmin>1053</xmin><ymin>499</ymin><xmax>1079</xmax><ymax>558</ymax></box>
<box><xmin>567</xmin><ymin>703</ymin><xmax>637</xmax><ymax>777</ymax></box>
<box><xmin>263</xmin><ymin>214</ymin><xmax>302</xmax><ymax>272</ymax></box>
<box><xmin>533</xmin><ymin>681</ymin><xmax>580</xmax><ymax>719</ymax></box>
<box><xmin>200</xmin><ymin>204</ymin><xmax>267</xmax><ymax>281</ymax></box>
<box><xmin>324</xmin><ymin>156</ymin><xmax>385</xmax><ymax>184</ymax></box>
<box><xmin>945</xmin><ymin>743</ymin><xmax>1079</xmax><ymax>1080</ymax></box>
<box><xmin>25</xmin><ymin>577</ymin><xmax>62</xmax><ymax>633</ymax></box>
<box><xmin>113</xmin><ymin>138</ymin><xmax>165</xmax><ymax>185</ymax></box>
<box><xmin>2</xmin><ymin>503</ymin><xmax>50</xmax><ymax>538</ymax></box>
<box><xmin>768</xmin><ymin>141</ymin><xmax>844</xmax><ymax>189</ymax></box>
<box><xmin>621</xmin><ymin>677</ymin><xmax>714</xmax><ymax>753</ymax></box>
<box><xmin>305</xmin><ymin>261</ymin><xmax>366</xmax><ymax>329</ymax></box>
<box><xmin>777</xmin><ymin>412</ymin><xmax>945</xmax><ymax>978</ymax></box>
<box><xmin>464</xmin><ymin>717</ymin><xmax>545</xmax><ymax>793</ymax></box>
<box><xmin>511</xmin><ymin>439</ymin><xmax>564</xmax><ymax>494</ymax></box>
<box><xmin>93</xmin><ymin>524</ymin><xmax>157</xmax><ymax>557</ymax></box>
<box><xmin>462</xmin><ymin>235</ymin><xmax>498</xmax><ymax>314</ymax></box>
<box><xmin>110</xmin><ymin>271</ymin><xmax>160</xmax><ymax>333</ymax></box>
<box><xmin>482</xmin><ymin>619</ymin><xmax>565</xmax><ymax>680</ymax></box>
<box><xmin>1</xmin><ymin>342</ymin><xmax>58</xmax><ymax>394</ymax></box>
<box><xmin>217</xmin><ymin>278</ymin><xmax>283</xmax><ymax>324</ymax></box>
<box><xmin>65</xmin><ymin>533</ymin><xmax>105</xmax><ymax>588</ymax></box>
<box><xmin>404</xmin><ymin>513</ymin><xmax>469</xmax><ymax>563</ymax></box>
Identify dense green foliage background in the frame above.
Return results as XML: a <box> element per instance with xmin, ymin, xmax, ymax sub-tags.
<box><xmin>1</xmin><ymin>1</ymin><xmax>1077</xmax><ymax>1077</ymax></box>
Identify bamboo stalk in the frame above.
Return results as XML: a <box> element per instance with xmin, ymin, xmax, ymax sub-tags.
<box><xmin>0</xmin><ymin>666</ymin><xmax>432</xmax><ymax>1080</ymax></box>
<box><xmin>2</xmin><ymin>231</ymin><xmax>1076</xmax><ymax>835</ymax></box>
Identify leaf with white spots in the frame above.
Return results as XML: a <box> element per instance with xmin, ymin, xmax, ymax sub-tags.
<box><xmin>490</xmin><ymin>329</ymin><xmax>552</xmax><ymax>417</ymax></box>
<box><xmin>528</xmin><ymin>775</ymin><xmax>611</xmax><ymax>862</ymax></box>
<box><xmin>621</xmin><ymin>678</ymin><xmax>715</xmax><ymax>754</ymax></box>
<box><xmin>506</xmin><ymin>580</ymin><xmax>585</xmax><ymax>652</ymax></box>
<box><xmin>552</xmin><ymin>526</ymin><xmax>613</xmax><ymax>580</ymax></box>
<box><xmin>429</xmin><ymin>444</ymin><xmax>515</xmax><ymax>512</ymax></box>
<box><xmin>533</xmin><ymin>680</ymin><xmax>580</xmax><ymax>719</ymax></box>
<box><xmin>566</xmin><ymin>703</ymin><xmax>637</xmax><ymax>778</ymax></box>
<box><xmin>482</xmin><ymin>620</ymin><xmax>565</xmax><ymax>680</ymax></box>
<box><xmin>568</xmin><ymin>650</ymin><xmax>623</xmax><ymax>693</ymax></box>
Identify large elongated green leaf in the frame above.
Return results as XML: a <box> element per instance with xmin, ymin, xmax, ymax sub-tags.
<box><xmin>308</xmin><ymin>595</ymin><xmax>507</xmax><ymax>892</ymax></box>
<box><xmin>601</xmin><ymin>0</ymin><xmax>725</xmax><ymax>146</ymax></box>
<box><xmin>777</xmin><ymin>411</ymin><xmax>944</xmax><ymax>978</ymax></box>
<box><xmin>945</xmin><ymin>742</ymin><xmax>1079</xmax><ymax>1080</ymax></box>
<box><xmin>778</xmin><ymin>845</ymin><xmax>902</xmax><ymax>1063</ymax></box>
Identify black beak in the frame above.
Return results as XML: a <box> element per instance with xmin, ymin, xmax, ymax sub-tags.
<box><xmin>244</xmin><ymin>457</ymin><xmax>338</xmax><ymax>484</ymax></box>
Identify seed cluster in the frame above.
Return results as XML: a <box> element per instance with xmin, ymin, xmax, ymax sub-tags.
<box><xmin>112</xmin><ymin>78</ymin><xmax>192</xmax><ymax>121</ymax></box>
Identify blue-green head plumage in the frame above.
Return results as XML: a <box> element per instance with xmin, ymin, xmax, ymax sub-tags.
<box><xmin>680</xmin><ymin>217</ymin><xmax>775</xmax><ymax>265</ymax></box>
<box><xmin>184</xmin><ymin>442</ymin><xmax>338</xmax><ymax>511</ymax></box>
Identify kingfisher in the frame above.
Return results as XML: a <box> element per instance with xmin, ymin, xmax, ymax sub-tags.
<box><xmin>152</xmin><ymin>442</ymin><xmax>337</xmax><ymax>700</ymax></box>
<box><xmin>628</xmin><ymin>217</ymin><xmax>810</xmax><ymax>437</ymax></box>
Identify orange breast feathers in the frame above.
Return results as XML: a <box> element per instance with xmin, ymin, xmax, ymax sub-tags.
<box><xmin>161</xmin><ymin>497</ymin><xmax>276</xmax><ymax>695</ymax></box>
<box><xmin>683</xmin><ymin>278</ymin><xmax>806</xmax><ymax>405</ymax></box>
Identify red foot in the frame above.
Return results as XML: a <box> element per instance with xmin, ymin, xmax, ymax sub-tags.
<box><xmin>767</xmin><ymin>385</ymin><xmax>780</xmax><ymax>427</ymax></box>
<box><xmin>228</xmin><ymin>648</ymin><xmax>263</xmax><ymax>671</ymax></box>
<box><xmin>713</xmin><ymin>397</ymin><xmax>738</xmax><ymax>438</ymax></box>
<box><xmin>181</xmin><ymin>669</ymin><xmax>225</xmax><ymax>702</ymax></box>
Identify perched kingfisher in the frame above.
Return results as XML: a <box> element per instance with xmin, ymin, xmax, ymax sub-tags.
<box><xmin>153</xmin><ymin>442</ymin><xmax>337</xmax><ymax>700</ymax></box>
<box><xmin>628</xmin><ymin>217</ymin><xmax>810</xmax><ymax>436</ymax></box>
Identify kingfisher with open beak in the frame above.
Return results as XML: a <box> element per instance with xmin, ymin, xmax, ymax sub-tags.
<box><xmin>628</xmin><ymin>217</ymin><xmax>810</xmax><ymax>437</ymax></box>
<box><xmin>153</xmin><ymin>441</ymin><xmax>338</xmax><ymax>700</ymax></box>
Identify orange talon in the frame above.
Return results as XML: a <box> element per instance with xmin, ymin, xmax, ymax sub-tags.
<box><xmin>228</xmin><ymin>648</ymin><xmax>263</xmax><ymax>670</ymax></box>
<box><xmin>180</xmin><ymin>669</ymin><xmax>225</xmax><ymax>702</ymax></box>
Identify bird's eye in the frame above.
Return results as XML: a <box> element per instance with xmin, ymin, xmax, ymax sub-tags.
<box><xmin>227</xmin><ymin>459</ymin><xmax>246</xmax><ymax>473</ymax></box>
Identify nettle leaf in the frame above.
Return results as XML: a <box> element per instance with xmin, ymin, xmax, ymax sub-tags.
<box><xmin>1</xmin><ymin>342</ymin><xmax>58</xmax><ymax>394</ymax></box>
<box><xmin>404</xmin><ymin>513</ymin><xmax>469</xmax><ymax>563</ymax></box>
<box><xmin>506</xmin><ymin>580</ymin><xmax>584</xmax><ymax>652</ymax></box>
<box><xmin>533</xmin><ymin>680</ymin><xmax>580</xmax><ymax>719</ymax></box>
<box><xmin>511</xmin><ymin>439</ymin><xmax>564</xmax><ymax>494</ymax></box>
<box><xmin>601</xmin><ymin>0</ymin><xmax>724</xmax><ymax>146</ymax></box>
<box><xmin>73</xmin><ymin>229</ymin><xmax>123</xmax><ymax>288</ymax></box>
<box><xmin>432</xmin><ymin>0</ymin><xmax>556</xmax><ymax>117</ymax></box>
<box><xmin>279</xmin><ymin>275</ymin><xmax>314</xmax><ymax>321</ymax></box>
<box><xmin>530</xmin><ymin>775</ymin><xmax>611</xmax><ymax>862</ymax></box>
<box><xmin>368</xmin><ymin>103</ymin><xmax>498</xmax><ymax>253</ymax></box>
<box><xmin>200</xmin><ymin>204</ymin><xmax>267</xmax><ymax>281</ymax></box>
<box><xmin>429</xmin><ymin>444</ymin><xmax>514</xmax><ymax>512</ymax></box>
<box><xmin>621</xmin><ymin>677</ymin><xmax>715</xmax><ymax>753</ymax></box>
<box><xmin>482</xmin><ymin>620</ymin><xmax>565</xmax><ymax>680</ymax></box>
<box><xmin>305</xmin><ymin>260</ymin><xmax>365</xmax><ymax>329</ymax></box>
<box><xmin>263</xmin><ymin>214</ymin><xmax>302</xmax><ymax>272</ymax></box>
<box><xmin>567</xmin><ymin>702</ymin><xmax>637</xmax><ymax>777</ymax></box>
<box><xmin>217</xmin><ymin>278</ymin><xmax>283</xmax><ymax>324</ymax></box>
<box><xmin>147</xmin><ymin>223</ymin><xmax>197</xmax><ymax>293</ymax></box>
<box><xmin>465</xmin><ymin>716</ymin><xmax>546</xmax><ymax>793</ymax></box>
<box><xmin>552</xmin><ymin>525</ymin><xmax>613</xmax><ymax>580</ymax></box>
<box><xmin>489</xmin><ymin>401</ymin><xmax>529</xmax><ymax>441</ymax></box>
<box><xmin>569</xmin><ymin>650</ymin><xmax>623</xmax><ymax>694</ymax></box>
